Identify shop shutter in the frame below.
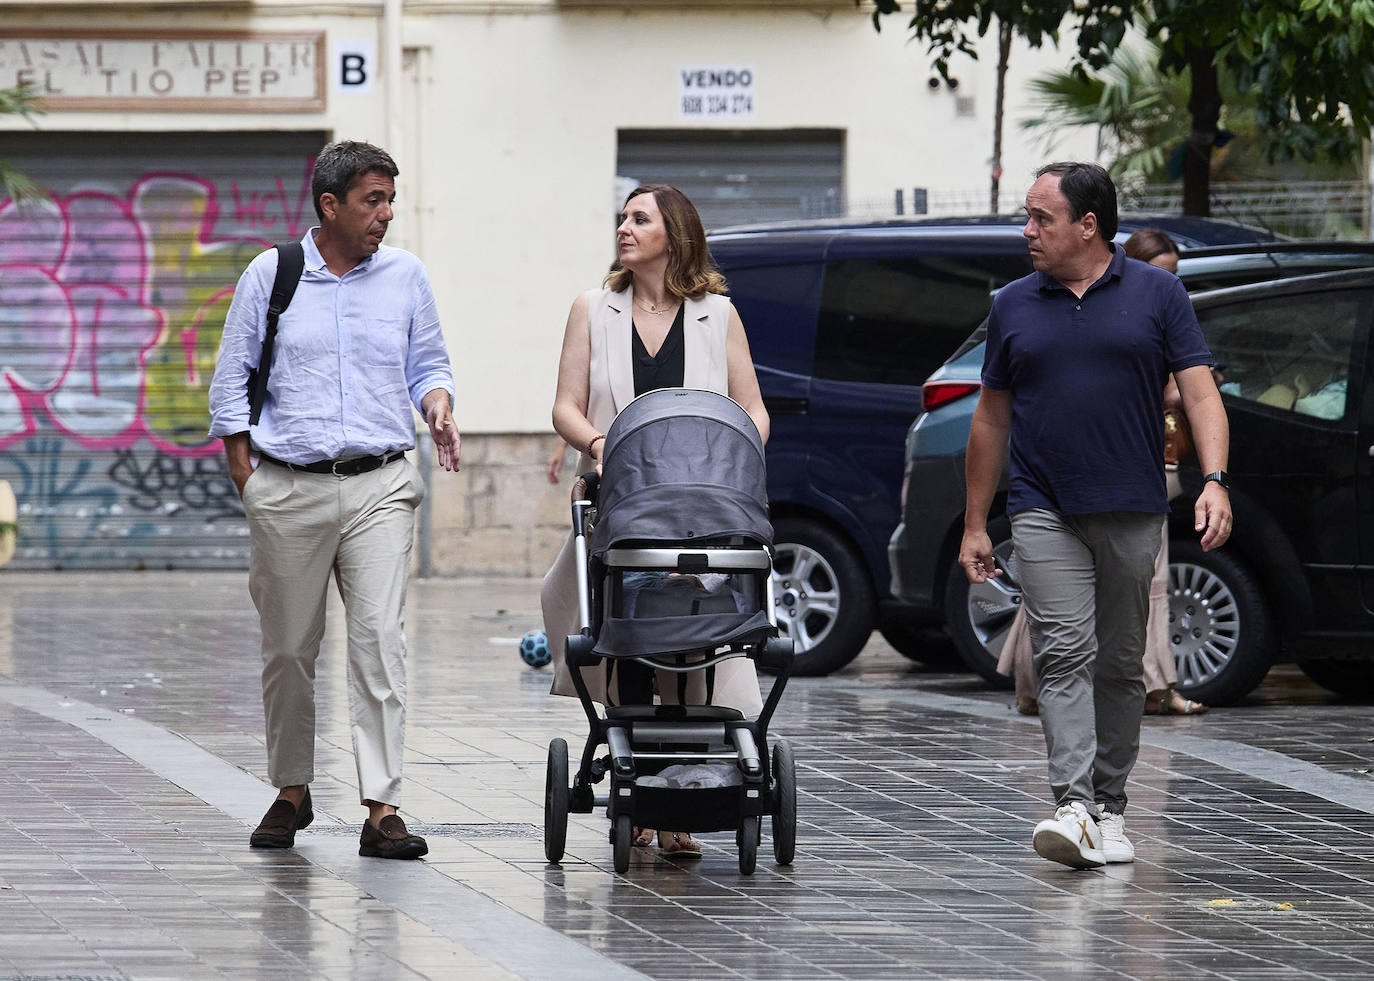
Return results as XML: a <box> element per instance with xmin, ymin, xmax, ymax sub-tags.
<box><xmin>0</xmin><ymin>130</ymin><xmax>326</xmax><ymax>569</ymax></box>
<box><xmin>616</xmin><ymin>129</ymin><xmax>843</xmax><ymax>230</ymax></box>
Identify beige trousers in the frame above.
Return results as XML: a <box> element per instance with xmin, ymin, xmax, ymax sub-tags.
<box><xmin>242</xmin><ymin>456</ymin><xmax>423</xmax><ymax>806</ymax></box>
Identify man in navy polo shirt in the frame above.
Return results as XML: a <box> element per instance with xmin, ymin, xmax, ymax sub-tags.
<box><xmin>959</xmin><ymin>162</ymin><xmax>1232</xmax><ymax>869</ymax></box>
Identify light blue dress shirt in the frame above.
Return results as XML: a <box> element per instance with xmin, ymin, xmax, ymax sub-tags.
<box><xmin>208</xmin><ymin>228</ymin><xmax>455</xmax><ymax>464</ymax></box>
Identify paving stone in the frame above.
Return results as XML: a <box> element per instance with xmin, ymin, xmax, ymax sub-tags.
<box><xmin>0</xmin><ymin>572</ymin><xmax>1372</xmax><ymax>979</ymax></box>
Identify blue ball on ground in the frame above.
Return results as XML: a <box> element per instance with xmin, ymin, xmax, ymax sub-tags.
<box><xmin>519</xmin><ymin>629</ymin><xmax>552</xmax><ymax>668</ymax></box>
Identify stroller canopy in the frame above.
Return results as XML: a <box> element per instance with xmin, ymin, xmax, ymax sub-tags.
<box><xmin>590</xmin><ymin>388</ymin><xmax>771</xmax><ymax>556</ymax></box>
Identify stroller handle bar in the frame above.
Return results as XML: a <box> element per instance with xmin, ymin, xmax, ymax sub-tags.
<box><xmin>570</xmin><ymin>471</ymin><xmax>601</xmax><ymax>631</ymax></box>
<box><xmin>602</xmin><ymin>548</ymin><xmax>770</xmax><ymax>572</ymax></box>
<box><xmin>571</xmin><ymin>470</ymin><xmax>600</xmax><ymax>504</ymax></box>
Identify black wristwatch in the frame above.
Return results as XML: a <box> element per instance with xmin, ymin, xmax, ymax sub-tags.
<box><xmin>1202</xmin><ymin>470</ymin><xmax>1231</xmax><ymax>490</ymax></box>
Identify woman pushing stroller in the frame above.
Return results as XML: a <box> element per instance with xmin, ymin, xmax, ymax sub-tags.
<box><xmin>541</xmin><ymin>184</ymin><xmax>770</xmax><ymax>857</ymax></box>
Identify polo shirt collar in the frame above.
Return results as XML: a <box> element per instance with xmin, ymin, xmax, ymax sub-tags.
<box><xmin>1037</xmin><ymin>241</ymin><xmax>1124</xmax><ymax>294</ymax></box>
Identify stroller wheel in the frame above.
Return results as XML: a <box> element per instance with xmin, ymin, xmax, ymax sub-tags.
<box><xmin>544</xmin><ymin>738</ymin><xmax>570</xmax><ymax>863</ymax></box>
<box><xmin>612</xmin><ymin>813</ymin><xmax>633</xmax><ymax>874</ymax></box>
<box><xmin>737</xmin><ymin>814</ymin><xmax>760</xmax><ymax>875</ymax></box>
<box><xmin>771</xmin><ymin>740</ymin><xmax>797</xmax><ymax>865</ymax></box>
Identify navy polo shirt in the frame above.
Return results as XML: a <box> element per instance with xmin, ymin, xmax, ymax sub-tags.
<box><xmin>981</xmin><ymin>244</ymin><xmax>1213</xmax><ymax>516</ymax></box>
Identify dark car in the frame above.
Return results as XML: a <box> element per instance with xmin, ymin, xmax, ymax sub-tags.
<box><xmin>707</xmin><ymin>215</ymin><xmax>1284</xmax><ymax>675</ymax></box>
<box><xmin>889</xmin><ymin>259</ymin><xmax>1374</xmax><ymax>704</ymax></box>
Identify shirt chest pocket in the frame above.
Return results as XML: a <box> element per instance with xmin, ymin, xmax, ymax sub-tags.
<box><xmin>366</xmin><ymin>317</ymin><xmax>408</xmax><ymax>367</ymax></box>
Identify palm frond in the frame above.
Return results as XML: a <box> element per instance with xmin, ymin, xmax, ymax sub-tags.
<box><xmin>1</xmin><ymin>82</ymin><xmax>48</xmax><ymax>205</ymax></box>
<box><xmin>0</xmin><ymin>81</ymin><xmax>44</xmax><ymax>120</ymax></box>
<box><xmin>1</xmin><ymin>163</ymin><xmax>47</xmax><ymax>204</ymax></box>
<box><xmin>1020</xmin><ymin>42</ymin><xmax>1191</xmax><ymax>179</ymax></box>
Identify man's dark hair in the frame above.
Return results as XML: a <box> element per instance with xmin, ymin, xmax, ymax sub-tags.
<box><xmin>1036</xmin><ymin>161</ymin><xmax>1117</xmax><ymax>243</ymax></box>
<box><xmin>311</xmin><ymin>141</ymin><xmax>399</xmax><ymax>221</ymax></box>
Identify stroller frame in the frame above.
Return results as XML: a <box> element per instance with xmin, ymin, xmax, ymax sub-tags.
<box><xmin>544</xmin><ymin>394</ymin><xmax>796</xmax><ymax>876</ymax></box>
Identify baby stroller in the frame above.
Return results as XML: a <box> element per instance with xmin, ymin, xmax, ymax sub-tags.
<box><xmin>543</xmin><ymin>388</ymin><xmax>796</xmax><ymax>875</ymax></box>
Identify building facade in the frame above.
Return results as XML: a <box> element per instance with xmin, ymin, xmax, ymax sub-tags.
<box><xmin>0</xmin><ymin>0</ymin><xmax>1092</xmax><ymax>573</ymax></box>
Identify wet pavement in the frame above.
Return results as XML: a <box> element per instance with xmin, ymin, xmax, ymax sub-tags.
<box><xmin>0</xmin><ymin>570</ymin><xmax>1372</xmax><ymax>980</ymax></box>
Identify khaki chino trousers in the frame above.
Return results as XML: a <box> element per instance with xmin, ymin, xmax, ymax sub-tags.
<box><xmin>242</xmin><ymin>456</ymin><xmax>423</xmax><ymax>806</ymax></box>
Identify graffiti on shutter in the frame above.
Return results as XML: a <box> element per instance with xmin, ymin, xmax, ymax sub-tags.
<box><xmin>0</xmin><ymin>131</ymin><xmax>327</xmax><ymax>568</ymax></box>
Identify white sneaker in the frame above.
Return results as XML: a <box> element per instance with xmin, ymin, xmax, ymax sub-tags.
<box><xmin>1096</xmin><ymin>805</ymin><xmax>1135</xmax><ymax>863</ymax></box>
<box><xmin>1032</xmin><ymin>801</ymin><xmax>1105</xmax><ymax>869</ymax></box>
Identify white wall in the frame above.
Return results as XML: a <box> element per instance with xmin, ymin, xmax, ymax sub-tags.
<box><xmin>3</xmin><ymin>1</ymin><xmax>1099</xmax><ymax>434</ymax></box>
<box><xmin>400</xmin><ymin>6</ymin><xmax>1097</xmax><ymax>432</ymax></box>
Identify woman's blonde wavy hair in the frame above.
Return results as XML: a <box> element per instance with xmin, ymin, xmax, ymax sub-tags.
<box><xmin>604</xmin><ymin>184</ymin><xmax>728</xmax><ymax>300</ymax></box>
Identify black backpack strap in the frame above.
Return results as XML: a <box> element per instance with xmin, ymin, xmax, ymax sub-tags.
<box><xmin>247</xmin><ymin>241</ymin><xmax>305</xmax><ymax>426</ymax></box>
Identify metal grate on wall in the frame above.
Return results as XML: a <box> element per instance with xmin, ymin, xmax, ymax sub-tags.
<box><xmin>616</xmin><ymin>129</ymin><xmax>844</xmax><ymax>231</ymax></box>
<box><xmin>0</xmin><ymin>130</ymin><xmax>328</xmax><ymax>569</ymax></box>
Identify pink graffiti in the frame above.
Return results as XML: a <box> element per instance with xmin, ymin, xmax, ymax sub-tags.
<box><xmin>230</xmin><ymin>171</ymin><xmax>315</xmax><ymax>234</ymax></box>
<box><xmin>0</xmin><ymin>170</ymin><xmax>298</xmax><ymax>457</ymax></box>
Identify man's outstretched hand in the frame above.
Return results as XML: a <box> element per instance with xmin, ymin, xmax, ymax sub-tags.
<box><xmin>422</xmin><ymin>390</ymin><xmax>461</xmax><ymax>473</ymax></box>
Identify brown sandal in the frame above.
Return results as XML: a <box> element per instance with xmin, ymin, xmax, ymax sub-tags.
<box><xmin>632</xmin><ymin>826</ymin><xmax>655</xmax><ymax>847</ymax></box>
<box><xmin>1015</xmin><ymin>697</ymin><xmax>1039</xmax><ymax>716</ymax></box>
<box><xmin>658</xmin><ymin>831</ymin><xmax>702</xmax><ymax>857</ymax></box>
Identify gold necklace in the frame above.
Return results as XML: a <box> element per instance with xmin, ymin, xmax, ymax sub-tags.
<box><xmin>634</xmin><ymin>296</ymin><xmax>673</xmax><ymax>314</ymax></box>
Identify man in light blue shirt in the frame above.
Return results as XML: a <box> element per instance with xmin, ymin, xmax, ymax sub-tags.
<box><xmin>208</xmin><ymin>140</ymin><xmax>460</xmax><ymax>860</ymax></box>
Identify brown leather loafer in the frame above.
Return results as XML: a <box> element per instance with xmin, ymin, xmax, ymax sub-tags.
<box><xmin>359</xmin><ymin>814</ymin><xmax>428</xmax><ymax>860</ymax></box>
<box><xmin>249</xmin><ymin>789</ymin><xmax>314</xmax><ymax>849</ymax></box>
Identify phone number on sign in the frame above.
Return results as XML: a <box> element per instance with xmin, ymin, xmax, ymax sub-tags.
<box><xmin>681</xmin><ymin>94</ymin><xmax>753</xmax><ymax>117</ymax></box>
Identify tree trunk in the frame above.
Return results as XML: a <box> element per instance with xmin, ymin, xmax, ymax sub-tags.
<box><xmin>990</xmin><ymin>19</ymin><xmax>1013</xmax><ymax>214</ymax></box>
<box><xmin>1183</xmin><ymin>45</ymin><xmax>1222</xmax><ymax>216</ymax></box>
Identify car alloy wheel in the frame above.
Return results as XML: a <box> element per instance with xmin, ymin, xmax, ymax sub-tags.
<box><xmin>964</xmin><ymin>537</ymin><xmax>1022</xmax><ymax>653</ymax></box>
<box><xmin>944</xmin><ymin>515</ymin><xmax>1016</xmax><ymax>689</ymax></box>
<box><xmin>769</xmin><ymin>518</ymin><xmax>875</xmax><ymax>676</ymax></box>
<box><xmin>773</xmin><ymin>541</ymin><xmax>840</xmax><ymax>653</ymax></box>
<box><xmin>1165</xmin><ymin>541</ymin><xmax>1274</xmax><ymax>704</ymax></box>
<box><xmin>1168</xmin><ymin>561</ymin><xmax>1241</xmax><ymax>689</ymax></box>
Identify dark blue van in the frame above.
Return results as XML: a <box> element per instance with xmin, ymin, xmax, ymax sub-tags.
<box><xmin>708</xmin><ymin>215</ymin><xmax>1279</xmax><ymax>675</ymax></box>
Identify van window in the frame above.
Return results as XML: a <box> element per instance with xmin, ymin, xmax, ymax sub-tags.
<box><xmin>1200</xmin><ymin>287</ymin><xmax>1371</xmax><ymax>421</ymax></box>
<box><xmin>815</xmin><ymin>255</ymin><xmax>1031</xmax><ymax>387</ymax></box>
<box><xmin>724</xmin><ymin>262</ymin><xmax>823</xmax><ymax>377</ymax></box>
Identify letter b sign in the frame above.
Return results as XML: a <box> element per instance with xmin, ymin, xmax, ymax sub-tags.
<box><xmin>334</xmin><ymin>41</ymin><xmax>375</xmax><ymax>95</ymax></box>
<box><xmin>341</xmin><ymin>54</ymin><xmax>367</xmax><ymax>86</ymax></box>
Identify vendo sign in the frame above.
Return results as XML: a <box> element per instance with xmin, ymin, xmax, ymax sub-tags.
<box><xmin>679</xmin><ymin>65</ymin><xmax>755</xmax><ymax>120</ymax></box>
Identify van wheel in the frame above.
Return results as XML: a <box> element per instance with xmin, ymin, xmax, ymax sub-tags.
<box><xmin>1296</xmin><ymin>658</ymin><xmax>1374</xmax><ymax>699</ymax></box>
<box><xmin>943</xmin><ymin>516</ymin><xmax>1016</xmax><ymax>689</ymax></box>
<box><xmin>1168</xmin><ymin>541</ymin><xmax>1275</xmax><ymax>706</ymax></box>
<box><xmin>769</xmin><ymin>518</ymin><xmax>876</xmax><ymax>676</ymax></box>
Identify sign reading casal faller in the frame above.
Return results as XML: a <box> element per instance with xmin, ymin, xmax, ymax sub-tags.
<box><xmin>0</xmin><ymin>31</ymin><xmax>325</xmax><ymax>112</ymax></box>
<box><xmin>679</xmin><ymin>65</ymin><xmax>755</xmax><ymax>120</ymax></box>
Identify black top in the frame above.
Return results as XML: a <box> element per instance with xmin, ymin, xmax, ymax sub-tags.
<box><xmin>631</xmin><ymin>304</ymin><xmax>686</xmax><ymax>396</ymax></box>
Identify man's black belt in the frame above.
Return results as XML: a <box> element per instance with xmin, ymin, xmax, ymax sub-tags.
<box><xmin>258</xmin><ymin>450</ymin><xmax>406</xmax><ymax>476</ymax></box>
